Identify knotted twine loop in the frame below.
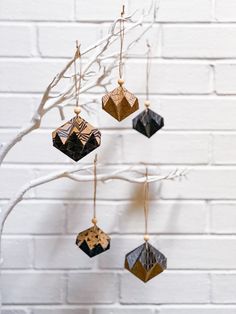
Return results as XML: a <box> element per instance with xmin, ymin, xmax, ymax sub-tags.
<box><xmin>73</xmin><ymin>40</ymin><xmax>82</xmax><ymax>108</ymax></box>
<box><xmin>119</xmin><ymin>5</ymin><xmax>125</xmax><ymax>80</ymax></box>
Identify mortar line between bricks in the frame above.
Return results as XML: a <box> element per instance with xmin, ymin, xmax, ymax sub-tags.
<box><xmin>5</xmin><ymin>234</ymin><xmax>236</xmax><ymax>239</ymax></box>
<box><xmin>4</xmin><ymin>20</ymin><xmax>236</xmax><ymax>25</ymax></box>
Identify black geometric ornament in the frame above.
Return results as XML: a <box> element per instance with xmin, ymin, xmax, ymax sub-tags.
<box><xmin>52</xmin><ymin>115</ymin><xmax>101</xmax><ymax>162</ymax></box>
<box><xmin>76</xmin><ymin>225</ymin><xmax>110</xmax><ymax>258</ymax></box>
<box><xmin>132</xmin><ymin>108</ymin><xmax>164</xmax><ymax>138</ymax></box>
<box><xmin>125</xmin><ymin>241</ymin><xmax>167</xmax><ymax>282</ymax></box>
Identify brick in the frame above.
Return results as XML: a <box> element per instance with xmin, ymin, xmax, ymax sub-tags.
<box><xmin>212</xmin><ymin>274</ymin><xmax>236</xmax><ymax>303</ymax></box>
<box><xmin>160</xmin><ymin>237</ymin><xmax>236</xmax><ymax>269</ymax></box>
<box><xmin>213</xmin><ymin>134</ymin><xmax>236</xmax><ymax>164</ymax></box>
<box><xmin>121</xmin><ymin>272</ymin><xmax>210</xmax><ymax>304</ymax></box>
<box><xmin>38</xmin><ymin>25</ymin><xmax>101</xmax><ymax>58</ymax></box>
<box><xmin>215</xmin><ymin>64</ymin><xmax>236</xmax><ymax>95</ymax></box>
<box><xmin>129</xmin><ymin>0</ymin><xmax>212</xmax><ymax>22</ymax></box>
<box><xmin>67</xmin><ymin>273</ymin><xmax>117</xmax><ymax>304</ymax></box>
<box><xmin>33</xmin><ymin>309</ymin><xmax>89</xmax><ymax>314</ymax></box>
<box><xmin>122</xmin><ymin>132</ymin><xmax>210</xmax><ymax>164</ymax></box>
<box><xmin>0</xmin><ymin>131</ymin><xmax>68</xmax><ymax>164</ymax></box>
<box><xmin>0</xmin><ymin>96</ymin><xmax>35</xmax><ymax>128</ymax></box>
<box><xmin>125</xmin><ymin>62</ymin><xmax>212</xmax><ymax>94</ymax></box>
<box><xmin>0</xmin><ymin>60</ymin><xmax>65</xmax><ymax>92</ymax></box>
<box><xmin>4</xmin><ymin>202</ymin><xmax>66</xmax><ymax>234</ymax></box>
<box><xmin>93</xmin><ymin>308</ymin><xmax>153</xmax><ymax>314</ymax></box>
<box><xmin>159</xmin><ymin>307</ymin><xmax>236</xmax><ymax>314</ymax></box>
<box><xmin>161</xmin><ymin>98</ymin><xmax>236</xmax><ymax>131</ymax></box>
<box><xmin>118</xmin><ymin>201</ymin><xmax>207</xmax><ymax>234</ymax></box>
<box><xmin>160</xmin><ymin>167</ymin><xmax>236</xmax><ymax>200</ymax></box>
<box><xmin>34</xmin><ymin>236</ymin><xmax>94</xmax><ymax>269</ymax></box>
<box><xmin>0</xmin><ymin>24</ymin><xmax>33</xmax><ymax>56</ymax></box>
<box><xmin>0</xmin><ymin>0</ymin><xmax>74</xmax><ymax>21</ymax></box>
<box><xmin>210</xmin><ymin>203</ymin><xmax>236</xmax><ymax>234</ymax></box>
<box><xmin>1</xmin><ymin>272</ymin><xmax>64</xmax><ymax>304</ymax></box>
<box><xmin>0</xmin><ymin>167</ymin><xmax>33</xmax><ymax>199</ymax></box>
<box><xmin>2</xmin><ymin>237</ymin><xmax>33</xmax><ymax>269</ymax></box>
<box><xmin>66</xmin><ymin>202</ymin><xmax>119</xmax><ymax>234</ymax></box>
<box><xmin>215</xmin><ymin>0</ymin><xmax>236</xmax><ymax>22</ymax></box>
<box><xmin>163</xmin><ymin>26</ymin><xmax>236</xmax><ymax>58</ymax></box>
<box><xmin>1</xmin><ymin>310</ymin><xmax>29</xmax><ymax>314</ymax></box>
<box><xmin>75</xmin><ymin>0</ymin><xmax>122</xmax><ymax>21</ymax></box>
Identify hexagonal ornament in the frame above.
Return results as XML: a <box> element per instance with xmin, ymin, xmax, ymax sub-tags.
<box><xmin>76</xmin><ymin>225</ymin><xmax>110</xmax><ymax>258</ymax></box>
<box><xmin>132</xmin><ymin>108</ymin><xmax>164</xmax><ymax>138</ymax></box>
<box><xmin>125</xmin><ymin>242</ymin><xmax>167</xmax><ymax>282</ymax></box>
<box><xmin>102</xmin><ymin>85</ymin><xmax>139</xmax><ymax>121</ymax></box>
<box><xmin>52</xmin><ymin>115</ymin><xmax>101</xmax><ymax>162</ymax></box>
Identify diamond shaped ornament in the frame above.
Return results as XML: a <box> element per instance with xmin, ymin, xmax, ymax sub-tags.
<box><xmin>102</xmin><ymin>85</ymin><xmax>139</xmax><ymax>121</ymax></box>
<box><xmin>133</xmin><ymin>108</ymin><xmax>164</xmax><ymax>138</ymax></box>
<box><xmin>52</xmin><ymin>115</ymin><xmax>101</xmax><ymax>162</ymax></box>
<box><xmin>76</xmin><ymin>225</ymin><xmax>110</xmax><ymax>258</ymax></box>
<box><xmin>125</xmin><ymin>242</ymin><xmax>167</xmax><ymax>282</ymax></box>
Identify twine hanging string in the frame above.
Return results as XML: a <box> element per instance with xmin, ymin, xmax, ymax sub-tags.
<box><xmin>119</xmin><ymin>5</ymin><xmax>125</xmax><ymax>80</ymax></box>
<box><xmin>73</xmin><ymin>40</ymin><xmax>82</xmax><ymax>108</ymax></box>
<box><xmin>92</xmin><ymin>154</ymin><xmax>98</xmax><ymax>227</ymax></box>
<box><xmin>145</xmin><ymin>41</ymin><xmax>152</xmax><ymax>103</ymax></box>
<box><xmin>144</xmin><ymin>167</ymin><xmax>150</xmax><ymax>242</ymax></box>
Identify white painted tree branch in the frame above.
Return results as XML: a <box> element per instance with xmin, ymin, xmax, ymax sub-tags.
<box><xmin>0</xmin><ymin>166</ymin><xmax>186</xmax><ymax>236</ymax></box>
<box><xmin>0</xmin><ymin>1</ymin><xmax>159</xmax><ymax>165</ymax></box>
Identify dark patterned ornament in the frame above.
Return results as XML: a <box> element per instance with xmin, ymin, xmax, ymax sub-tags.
<box><xmin>132</xmin><ymin>105</ymin><xmax>164</xmax><ymax>138</ymax></box>
<box><xmin>52</xmin><ymin>113</ymin><xmax>101</xmax><ymax>162</ymax></box>
<box><xmin>125</xmin><ymin>241</ymin><xmax>167</xmax><ymax>283</ymax></box>
<box><xmin>102</xmin><ymin>81</ymin><xmax>139</xmax><ymax>122</ymax></box>
<box><xmin>76</xmin><ymin>224</ymin><xmax>110</xmax><ymax>258</ymax></box>
<box><xmin>124</xmin><ymin>168</ymin><xmax>167</xmax><ymax>282</ymax></box>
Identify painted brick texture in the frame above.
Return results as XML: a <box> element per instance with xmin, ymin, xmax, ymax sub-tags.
<box><xmin>0</xmin><ymin>0</ymin><xmax>236</xmax><ymax>313</ymax></box>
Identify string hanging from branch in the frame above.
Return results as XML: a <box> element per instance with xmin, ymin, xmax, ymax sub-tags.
<box><xmin>52</xmin><ymin>43</ymin><xmax>101</xmax><ymax>162</ymax></box>
<box><xmin>75</xmin><ymin>154</ymin><xmax>111</xmax><ymax>258</ymax></box>
<box><xmin>102</xmin><ymin>4</ymin><xmax>139</xmax><ymax>122</ymax></box>
<box><xmin>124</xmin><ymin>167</ymin><xmax>167</xmax><ymax>283</ymax></box>
<box><xmin>133</xmin><ymin>41</ymin><xmax>164</xmax><ymax>138</ymax></box>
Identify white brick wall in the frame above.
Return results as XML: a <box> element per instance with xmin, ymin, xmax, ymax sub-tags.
<box><xmin>1</xmin><ymin>0</ymin><xmax>236</xmax><ymax>313</ymax></box>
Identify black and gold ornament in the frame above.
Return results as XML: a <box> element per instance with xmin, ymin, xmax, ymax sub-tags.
<box><xmin>76</xmin><ymin>155</ymin><xmax>111</xmax><ymax>257</ymax></box>
<box><xmin>124</xmin><ymin>169</ymin><xmax>167</xmax><ymax>282</ymax></box>
<box><xmin>52</xmin><ymin>43</ymin><xmax>101</xmax><ymax>162</ymax></box>
<box><xmin>132</xmin><ymin>43</ymin><xmax>164</xmax><ymax>137</ymax></box>
<box><xmin>102</xmin><ymin>5</ymin><xmax>139</xmax><ymax>121</ymax></box>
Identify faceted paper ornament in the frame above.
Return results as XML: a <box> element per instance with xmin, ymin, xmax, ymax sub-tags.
<box><xmin>52</xmin><ymin>115</ymin><xmax>101</xmax><ymax>162</ymax></box>
<box><xmin>133</xmin><ymin>108</ymin><xmax>164</xmax><ymax>138</ymax></box>
<box><xmin>125</xmin><ymin>242</ymin><xmax>167</xmax><ymax>282</ymax></box>
<box><xmin>102</xmin><ymin>84</ymin><xmax>139</xmax><ymax>122</ymax></box>
<box><xmin>76</xmin><ymin>225</ymin><xmax>110</xmax><ymax>258</ymax></box>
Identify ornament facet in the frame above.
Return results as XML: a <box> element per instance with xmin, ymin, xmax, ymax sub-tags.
<box><xmin>52</xmin><ymin>116</ymin><xmax>101</xmax><ymax>162</ymax></box>
<box><xmin>76</xmin><ymin>225</ymin><xmax>110</xmax><ymax>258</ymax></box>
<box><xmin>102</xmin><ymin>85</ymin><xmax>139</xmax><ymax>121</ymax></box>
<box><xmin>125</xmin><ymin>242</ymin><xmax>167</xmax><ymax>282</ymax></box>
<box><xmin>132</xmin><ymin>108</ymin><xmax>164</xmax><ymax>138</ymax></box>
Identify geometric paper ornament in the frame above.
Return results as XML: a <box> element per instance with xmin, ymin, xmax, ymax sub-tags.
<box><xmin>102</xmin><ymin>85</ymin><xmax>139</xmax><ymax>122</ymax></box>
<box><xmin>76</xmin><ymin>225</ymin><xmax>110</xmax><ymax>258</ymax></box>
<box><xmin>52</xmin><ymin>115</ymin><xmax>101</xmax><ymax>162</ymax></box>
<box><xmin>132</xmin><ymin>108</ymin><xmax>164</xmax><ymax>138</ymax></box>
<box><xmin>124</xmin><ymin>241</ymin><xmax>167</xmax><ymax>282</ymax></box>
